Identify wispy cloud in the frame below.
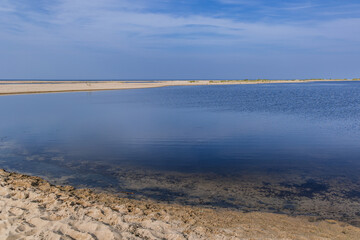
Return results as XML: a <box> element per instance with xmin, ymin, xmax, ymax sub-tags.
<box><xmin>1</xmin><ymin>0</ymin><xmax>359</xmax><ymax>50</ymax></box>
<box><xmin>0</xmin><ymin>0</ymin><xmax>359</xmax><ymax>79</ymax></box>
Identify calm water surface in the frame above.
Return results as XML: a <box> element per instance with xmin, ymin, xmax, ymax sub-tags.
<box><xmin>1</xmin><ymin>82</ymin><xmax>360</xmax><ymax>223</ymax></box>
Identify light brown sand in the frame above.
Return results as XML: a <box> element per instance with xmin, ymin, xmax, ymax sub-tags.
<box><xmin>1</xmin><ymin>169</ymin><xmax>359</xmax><ymax>239</ymax></box>
<box><xmin>0</xmin><ymin>79</ymin><xmax>357</xmax><ymax>95</ymax></box>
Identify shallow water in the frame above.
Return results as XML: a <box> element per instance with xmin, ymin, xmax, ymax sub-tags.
<box><xmin>1</xmin><ymin>82</ymin><xmax>360</xmax><ymax>224</ymax></box>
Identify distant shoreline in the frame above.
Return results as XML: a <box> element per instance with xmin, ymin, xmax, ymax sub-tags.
<box><xmin>0</xmin><ymin>79</ymin><xmax>359</xmax><ymax>96</ymax></box>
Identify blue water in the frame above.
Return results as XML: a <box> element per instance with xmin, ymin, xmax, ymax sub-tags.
<box><xmin>1</xmin><ymin>81</ymin><xmax>360</xmax><ymax>222</ymax></box>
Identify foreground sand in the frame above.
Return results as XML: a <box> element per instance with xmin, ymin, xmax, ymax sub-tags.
<box><xmin>0</xmin><ymin>79</ymin><xmax>358</xmax><ymax>95</ymax></box>
<box><xmin>1</xmin><ymin>169</ymin><xmax>359</xmax><ymax>239</ymax></box>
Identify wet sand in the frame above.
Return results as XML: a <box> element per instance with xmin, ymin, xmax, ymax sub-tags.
<box><xmin>0</xmin><ymin>79</ymin><xmax>358</xmax><ymax>95</ymax></box>
<box><xmin>1</xmin><ymin>169</ymin><xmax>360</xmax><ymax>239</ymax></box>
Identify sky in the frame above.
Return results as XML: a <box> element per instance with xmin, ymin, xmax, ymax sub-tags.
<box><xmin>0</xmin><ymin>0</ymin><xmax>360</xmax><ymax>80</ymax></box>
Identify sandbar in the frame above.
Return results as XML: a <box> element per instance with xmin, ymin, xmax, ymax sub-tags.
<box><xmin>0</xmin><ymin>79</ymin><xmax>358</xmax><ymax>95</ymax></box>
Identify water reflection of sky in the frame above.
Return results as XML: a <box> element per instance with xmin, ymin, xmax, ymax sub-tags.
<box><xmin>1</xmin><ymin>82</ymin><xmax>360</xmax><ymax>172</ymax></box>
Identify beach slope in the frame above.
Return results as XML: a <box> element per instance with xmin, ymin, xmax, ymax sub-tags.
<box><xmin>1</xmin><ymin>169</ymin><xmax>359</xmax><ymax>239</ymax></box>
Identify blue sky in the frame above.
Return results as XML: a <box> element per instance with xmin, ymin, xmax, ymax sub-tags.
<box><xmin>0</xmin><ymin>0</ymin><xmax>359</xmax><ymax>79</ymax></box>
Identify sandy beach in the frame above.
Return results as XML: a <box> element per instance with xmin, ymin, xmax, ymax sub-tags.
<box><xmin>0</xmin><ymin>79</ymin><xmax>358</xmax><ymax>95</ymax></box>
<box><xmin>2</xmin><ymin>0</ymin><xmax>360</xmax><ymax>239</ymax></box>
<box><xmin>1</xmin><ymin>169</ymin><xmax>359</xmax><ymax>239</ymax></box>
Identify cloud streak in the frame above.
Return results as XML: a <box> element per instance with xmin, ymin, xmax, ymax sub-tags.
<box><xmin>0</xmin><ymin>0</ymin><xmax>359</xmax><ymax>79</ymax></box>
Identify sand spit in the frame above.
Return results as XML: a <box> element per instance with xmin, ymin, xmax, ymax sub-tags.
<box><xmin>0</xmin><ymin>79</ymin><xmax>358</xmax><ymax>95</ymax></box>
<box><xmin>0</xmin><ymin>169</ymin><xmax>359</xmax><ymax>239</ymax></box>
